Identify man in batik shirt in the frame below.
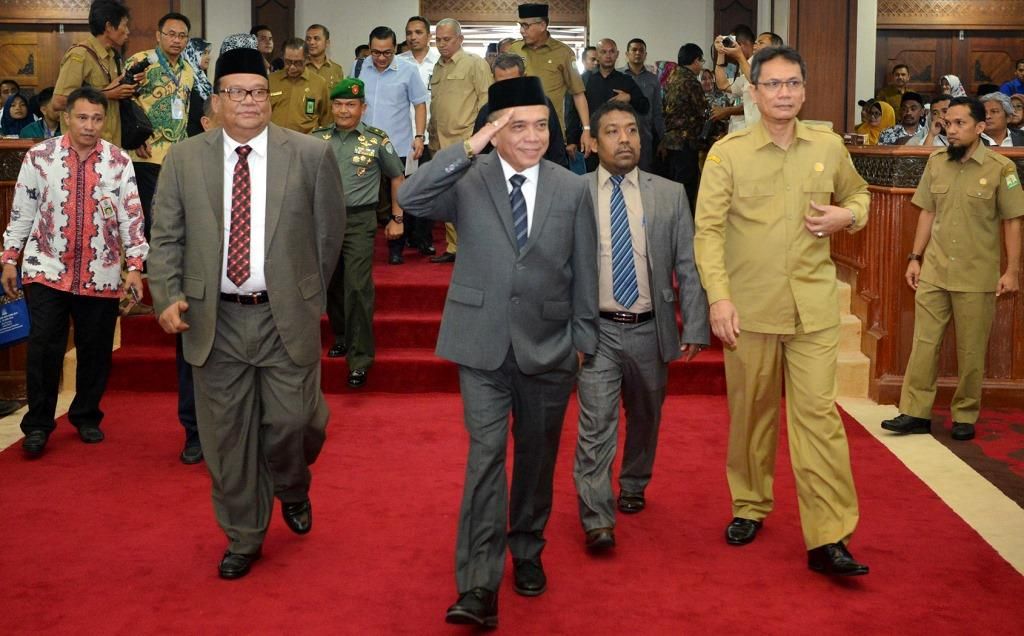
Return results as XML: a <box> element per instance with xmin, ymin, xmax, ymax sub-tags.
<box><xmin>661</xmin><ymin>43</ymin><xmax>708</xmax><ymax>210</ymax></box>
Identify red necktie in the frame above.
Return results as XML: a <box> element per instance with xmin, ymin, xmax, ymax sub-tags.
<box><xmin>227</xmin><ymin>145</ymin><xmax>252</xmax><ymax>287</ymax></box>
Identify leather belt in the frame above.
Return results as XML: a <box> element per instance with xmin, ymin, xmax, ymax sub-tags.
<box><xmin>220</xmin><ymin>291</ymin><xmax>270</xmax><ymax>305</ymax></box>
<box><xmin>600</xmin><ymin>310</ymin><xmax>653</xmax><ymax>324</ymax></box>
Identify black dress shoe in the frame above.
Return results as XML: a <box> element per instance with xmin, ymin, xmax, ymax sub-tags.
<box><xmin>281</xmin><ymin>498</ymin><xmax>312</xmax><ymax>534</ymax></box>
<box><xmin>881</xmin><ymin>413</ymin><xmax>931</xmax><ymax>435</ymax></box>
<box><xmin>327</xmin><ymin>343</ymin><xmax>347</xmax><ymax>358</ymax></box>
<box><xmin>429</xmin><ymin>252</ymin><xmax>456</xmax><ymax>263</ymax></box>
<box><xmin>585</xmin><ymin>527</ymin><xmax>616</xmax><ymax>552</ymax></box>
<box><xmin>419</xmin><ymin>244</ymin><xmax>436</xmax><ymax>256</ymax></box>
<box><xmin>512</xmin><ymin>558</ymin><xmax>546</xmax><ymax>596</ymax></box>
<box><xmin>180</xmin><ymin>443</ymin><xmax>204</xmax><ymax>465</ymax></box>
<box><xmin>388</xmin><ymin>253</ymin><xmax>404</xmax><ymax>265</ymax></box>
<box><xmin>0</xmin><ymin>399</ymin><xmax>22</xmax><ymax>417</ymax></box>
<box><xmin>807</xmin><ymin>542</ymin><xmax>869</xmax><ymax>576</ymax></box>
<box><xmin>617</xmin><ymin>490</ymin><xmax>645</xmax><ymax>513</ymax></box>
<box><xmin>78</xmin><ymin>425</ymin><xmax>105</xmax><ymax>444</ymax></box>
<box><xmin>348</xmin><ymin>368</ymin><xmax>368</xmax><ymax>388</ymax></box>
<box><xmin>445</xmin><ymin>587</ymin><xmax>497</xmax><ymax>628</ymax></box>
<box><xmin>951</xmin><ymin>422</ymin><xmax>975</xmax><ymax>441</ymax></box>
<box><xmin>218</xmin><ymin>549</ymin><xmax>261</xmax><ymax>579</ymax></box>
<box><xmin>725</xmin><ymin>517</ymin><xmax>762</xmax><ymax>545</ymax></box>
<box><xmin>22</xmin><ymin>430</ymin><xmax>48</xmax><ymax>457</ymax></box>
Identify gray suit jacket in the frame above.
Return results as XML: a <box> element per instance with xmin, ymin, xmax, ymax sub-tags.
<box><xmin>398</xmin><ymin>143</ymin><xmax>599</xmax><ymax>374</ymax></box>
<box><xmin>589</xmin><ymin>170</ymin><xmax>709</xmax><ymax>362</ymax></box>
<box><xmin>148</xmin><ymin>124</ymin><xmax>346</xmax><ymax>367</ymax></box>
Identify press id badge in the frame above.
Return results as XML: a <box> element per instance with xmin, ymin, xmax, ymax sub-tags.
<box><xmin>99</xmin><ymin>198</ymin><xmax>115</xmax><ymax>219</ymax></box>
<box><xmin>171</xmin><ymin>97</ymin><xmax>184</xmax><ymax>120</ymax></box>
<box><xmin>305</xmin><ymin>97</ymin><xmax>316</xmax><ymax>115</ymax></box>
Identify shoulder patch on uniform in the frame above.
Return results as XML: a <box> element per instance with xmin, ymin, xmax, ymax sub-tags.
<box><xmin>363</xmin><ymin>125</ymin><xmax>388</xmax><ymax>139</ymax></box>
<box><xmin>311</xmin><ymin>126</ymin><xmax>334</xmax><ymax>139</ymax></box>
<box><xmin>706</xmin><ymin>154</ymin><xmax>721</xmax><ymax>164</ymax></box>
<box><xmin>1007</xmin><ymin>171</ymin><xmax>1021</xmax><ymax>190</ymax></box>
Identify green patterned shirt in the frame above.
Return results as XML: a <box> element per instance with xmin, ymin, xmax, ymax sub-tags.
<box><xmin>125</xmin><ymin>48</ymin><xmax>195</xmax><ymax>164</ymax></box>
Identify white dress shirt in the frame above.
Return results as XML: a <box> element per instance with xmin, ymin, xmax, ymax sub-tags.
<box><xmin>498</xmin><ymin>156</ymin><xmax>540</xmax><ymax>238</ymax></box>
<box><xmin>220</xmin><ymin>127</ymin><xmax>268</xmax><ymax>293</ymax></box>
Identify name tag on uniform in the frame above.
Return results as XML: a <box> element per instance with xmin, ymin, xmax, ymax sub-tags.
<box><xmin>171</xmin><ymin>97</ymin><xmax>184</xmax><ymax>120</ymax></box>
<box><xmin>305</xmin><ymin>97</ymin><xmax>316</xmax><ymax>115</ymax></box>
<box><xmin>99</xmin><ymin>198</ymin><xmax>115</xmax><ymax>219</ymax></box>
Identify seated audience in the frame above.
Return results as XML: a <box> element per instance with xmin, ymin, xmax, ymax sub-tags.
<box><xmin>1008</xmin><ymin>94</ymin><xmax>1024</xmax><ymax>130</ymax></box>
<box><xmin>940</xmin><ymin>74</ymin><xmax>967</xmax><ymax>97</ymax></box>
<box><xmin>921</xmin><ymin>94</ymin><xmax>953</xmax><ymax>146</ymax></box>
<box><xmin>999</xmin><ymin>59</ymin><xmax>1024</xmax><ymax>96</ymax></box>
<box><xmin>854</xmin><ymin>98</ymin><xmax>895</xmax><ymax>145</ymax></box>
<box><xmin>1</xmin><ymin>93</ymin><xmax>34</xmax><ymax>136</ymax></box>
<box><xmin>19</xmin><ymin>88</ymin><xmax>59</xmax><ymax>139</ymax></box>
<box><xmin>979</xmin><ymin>92</ymin><xmax>1024</xmax><ymax>146</ymax></box>
<box><xmin>879</xmin><ymin>91</ymin><xmax>926</xmax><ymax>145</ymax></box>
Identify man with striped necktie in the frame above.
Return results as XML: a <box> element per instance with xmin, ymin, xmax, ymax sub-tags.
<box><xmin>573</xmin><ymin>101</ymin><xmax>708</xmax><ymax>552</ymax></box>
<box><xmin>398</xmin><ymin>75</ymin><xmax>597</xmax><ymax>628</ymax></box>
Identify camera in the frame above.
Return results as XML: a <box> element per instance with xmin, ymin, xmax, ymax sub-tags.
<box><xmin>720</xmin><ymin>35</ymin><xmax>736</xmax><ymax>48</ymax></box>
<box><xmin>121</xmin><ymin>58</ymin><xmax>152</xmax><ymax>85</ymax></box>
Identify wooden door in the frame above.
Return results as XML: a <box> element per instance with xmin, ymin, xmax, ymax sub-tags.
<box><xmin>253</xmin><ymin>0</ymin><xmax>294</xmax><ymax>59</ymax></box>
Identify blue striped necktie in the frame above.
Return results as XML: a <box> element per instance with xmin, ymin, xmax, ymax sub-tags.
<box><xmin>509</xmin><ymin>174</ymin><xmax>528</xmax><ymax>250</ymax></box>
<box><xmin>610</xmin><ymin>174</ymin><xmax>639</xmax><ymax>308</ymax></box>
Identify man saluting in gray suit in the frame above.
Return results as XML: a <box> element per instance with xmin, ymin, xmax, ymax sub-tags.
<box><xmin>398</xmin><ymin>75</ymin><xmax>598</xmax><ymax>628</ymax></box>
<box><xmin>573</xmin><ymin>102</ymin><xmax>709</xmax><ymax>552</ymax></box>
<box><xmin>148</xmin><ymin>44</ymin><xmax>346</xmax><ymax>580</ymax></box>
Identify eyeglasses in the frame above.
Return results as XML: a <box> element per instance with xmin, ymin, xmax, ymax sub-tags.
<box><xmin>160</xmin><ymin>30</ymin><xmax>189</xmax><ymax>41</ymax></box>
<box><xmin>283</xmin><ymin>59</ymin><xmax>306</xmax><ymax>67</ymax></box>
<box><xmin>755</xmin><ymin>79</ymin><xmax>805</xmax><ymax>93</ymax></box>
<box><xmin>518</xmin><ymin>21</ymin><xmax>543</xmax><ymax>30</ymax></box>
<box><xmin>219</xmin><ymin>87</ymin><xmax>270</xmax><ymax>102</ymax></box>
<box><xmin>370</xmin><ymin>49</ymin><xmax>395</xmax><ymax>57</ymax></box>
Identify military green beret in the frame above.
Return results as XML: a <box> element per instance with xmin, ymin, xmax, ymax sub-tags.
<box><xmin>330</xmin><ymin>77</ymin><xmax>365</xmax><ymax>100</ymax></box>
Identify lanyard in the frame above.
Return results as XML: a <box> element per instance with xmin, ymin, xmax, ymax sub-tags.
<box><xmin>155</xmin><ymin>48</ymin><xmax>183</xmax><ymax>90</ymax></box>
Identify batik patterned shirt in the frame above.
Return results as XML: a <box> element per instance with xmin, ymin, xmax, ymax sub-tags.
<box><xmin>2</xmin><ymin>136</ymin><xmax>148</xmax><ymax>297</ymax></box>
<box><xmin>662</xmin><ymin>66</ymin><xmax>708</xmax><ymax>150</ymax></box>
<box><xmin>125</xmin><ymin>48</ymin><xmax>195</xmax><ymax>165</ymax></box>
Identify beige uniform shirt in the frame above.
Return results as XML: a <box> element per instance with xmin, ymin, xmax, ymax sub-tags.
<box><xmin>508</xmin><ymin>37</ymin><xmax>585</xmax><ymax>131</ymax></box>
<box><xmin>596</xmin><ymin>166</ymin><xmax>652</xmax><ymax>312</ymax></box>
<box><xmin>54</xmin><ymin>35</ymin><xmax>122</xmax><ymax>145</ymax></box>
<box><xmin>269</xmin><ymin>69</ymin><xmax>333</xmax><ymax>134</ymax></box>
<box><xmin>694</xmin><ymin>119</ymin><xmax>870</xmax><ymax>334</ymax></box>
<box><xmin>305</xmin><ymin>58</ymin><xmax>345</xmax><ymax>90</ymax></box>
<box><xmin>912</xmin><ymin>144</ymin><xmax>1024</xmax><ymax>292</ymax></box>
<box><xmin>427</xmin><ymin>49</ymin><xmax>492</xmax><ymax>150</ymax></box>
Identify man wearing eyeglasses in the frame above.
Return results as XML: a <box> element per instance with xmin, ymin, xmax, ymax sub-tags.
<box><xmin>148</xmin><ymin>45</ymin><xmax>346</xmax><ymax>580</ymax></box>
<box><xmin>352</xmin><ymin>25</ymin><xmax>428</xmax><ymax>266</ymax></box>
<box><xmin>125</xmin><ymin>13</ymin><xmax>195</xmax><ymax>243</ymax></box>
<box><xmin>695</xmin><ymin>46</ymin><xmax>871</xmax><ymax>577</ymax></box>
<box><xmin>507</xmin><ymin>3</ymin><xmax>592</xmax><ymax>153</ymax></box>
<box><xmin>268</xmin><ymin>38</ymin><xmax>332</xmax><ymax>134</ymax></box>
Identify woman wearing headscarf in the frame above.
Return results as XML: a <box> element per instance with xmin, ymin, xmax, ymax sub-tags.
<box><xmin>1009</xmin><ymin>94</ymin><xmax>1024</xmax><ymax>131</ymax></box>
<box><xmin>183</xmin><ymin>37</ymin><xmax>213</xmax><ymax>137</ymax></box>
<box><xmin>940</xmin><ymin>74</ymin><xmax>967</xmax><ymax>98</ymax></box>
<box><xmin>854</xmin><ymin>99</ymin><xmax>895</xmax><ymax>145</ymax></box>
<box><xmin>1</xmin><ymin>93</ymin><xmax>34</xmax><ymax>137</ymax></box>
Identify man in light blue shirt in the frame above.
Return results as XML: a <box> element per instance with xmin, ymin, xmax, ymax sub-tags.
<box><xmin>354</xmin><ymin>25</ymin><xmax>428</xmax><ymax>263</ymax></box>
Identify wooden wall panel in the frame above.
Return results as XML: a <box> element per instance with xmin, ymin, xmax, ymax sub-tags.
<box><xmin>878</xmin><ymin>0</ymin><xmax>1024</xmax><ymax>30</ymax></box>
<box><xmin>714</xmin><ymin>0</ymin><xmax>758</xmax><ymax>41</ymax></box>
<box><xmin>789</xmin><ymin>0</ymin><xmax>858</xmax><ymax>130</ymax></box>
<box><xmin>876</xmin><ymin>30</ymin><xmax>1024</xmax><ymax>99</ymax></box>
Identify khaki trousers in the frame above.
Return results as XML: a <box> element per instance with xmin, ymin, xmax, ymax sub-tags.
<box><xmin>723</xmin><ymin>325</ymin><xmax>859</xmax><ymax>549</ymax></box>
<box><xmin>899</xmin><ymin>280</ymin><xmax>996</xmax><ymax>424</ymax></box>
<box><xmin>444</xmin><ymin>222</ymin><xmax>458</xmax><ymax>255</ymax></box>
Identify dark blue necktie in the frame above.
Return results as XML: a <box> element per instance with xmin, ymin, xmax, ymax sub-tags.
<box><xmin>509</xmin><ymin>174</ymin><xmax>528</xmax><ymax>250</ymax></box>
<box><xmin>610</xmin><ymin>174</ymin><xmax>639</xmax><ymax>308</ymax></box>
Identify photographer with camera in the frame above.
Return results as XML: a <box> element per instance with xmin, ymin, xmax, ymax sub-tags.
<box><xmin>52</xmin><ymin>0</ymin><xmax>145</xmax><ymax>147</ymax></box>
<box><xmin>713</xmin><ymin>28</ymin><xmax>783</xmax><ymax>133</ymax></box>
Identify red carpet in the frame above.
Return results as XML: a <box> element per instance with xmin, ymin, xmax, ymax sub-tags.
<box><xmin>108</xmin><ymin>232</ymin><xmax>726</xmax><ymax>395</ymax></box>
<box><xmin>1</xmin><ymin>392</ymin><xmax>1022</xmax><ymax>634</ymax></box>
<box><xmin>929</xmin><ymin>406</ymin><xmax>1024</xmax><ymax>507</ymax></box>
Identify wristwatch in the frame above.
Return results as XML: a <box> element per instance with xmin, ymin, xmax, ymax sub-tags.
<box><xmin>907</xmin><ymin>253</ymin><xmax>922</xmax><ymax>262</ymax></box>
<box><xmin>390</xmin><ymin>215</ymin><xmax>404</xmax><ymax>224</ymax></box>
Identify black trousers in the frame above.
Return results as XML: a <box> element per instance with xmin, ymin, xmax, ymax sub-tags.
<box><xmin>386</xmin><ymin>149</ymin><xmax>435</xmax><ymax>256</ymax></box>
<box><xmin>176</xmin><ymin>334</ymin><xmax>198</xmax><ymax>445</ymax></box>
<box><xmin>133</xmin><ymin>161</ymin><xmax>161</xmax><ymax>242</ymax></box>
<box><xmin>665</xmin><ymin>146</ymin><xmax>700</xmax><ymax>213</ymax></box>
<box><xmin>20</xmin><ymin>284</ymin><xmax>119</xmax><ymax>435</ymax></box>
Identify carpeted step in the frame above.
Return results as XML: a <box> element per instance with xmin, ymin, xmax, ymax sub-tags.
<box><xmin>109</xmin><ymin>345</ymin><xmax>726</xmax><ymax>395</ymax></box>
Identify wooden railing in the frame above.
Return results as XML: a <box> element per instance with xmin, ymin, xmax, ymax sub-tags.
<box><xmin>0</xmin><ymin>140</ymin><xmax>37</xmax><ymax>400</ymax></box>
<box><xmin>838</xmin><ymin>145</ymin><xmax>1024</xmax><ymax>408</ymax></box>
